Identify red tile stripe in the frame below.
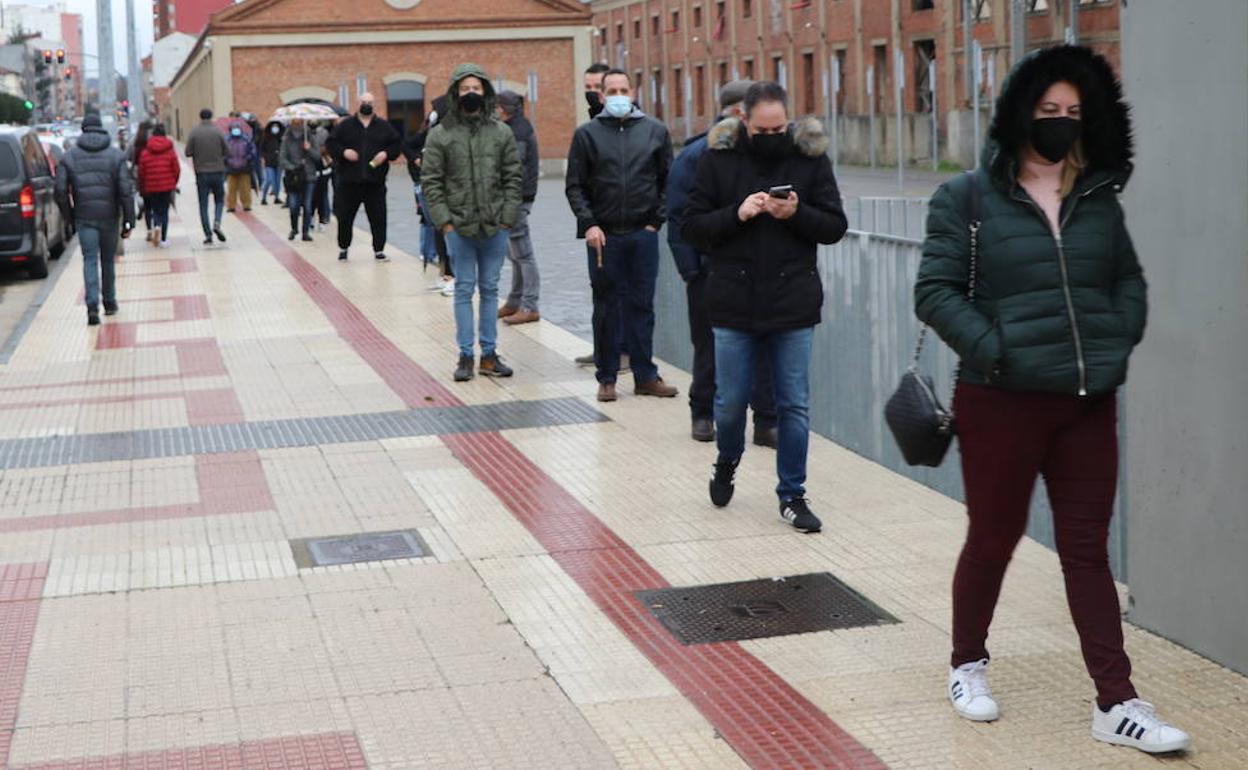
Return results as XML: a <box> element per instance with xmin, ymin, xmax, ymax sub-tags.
<box><xmin>0</xmin><ymin>452</ymin><xmax>272</xmax><ymax>534</ymax></box>
<box><xmin>236</xmin><ymin>213</ymin><xmax>459</xmax><ymax>410</ymax></box>
<box><xmin>0</xmin><ymin>563</ymin><xmax>46</xmax><ymax>765</ymax></box>
<box><xmin>240</xmin><ymin>210</ymin><xmax>883</xmax><ymax>768</ymax></box>
<box><xmin>12</xmin><ymin>731</ymin><xmax>367</xmax><ymax>770</ymax></box>
<box><xmin>0</xmin><ymin>387</ymin><xmax>243</xmax><ymax>427</ymax></box>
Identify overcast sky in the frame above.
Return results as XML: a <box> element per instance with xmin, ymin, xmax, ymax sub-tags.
<box><xmin>19</xmin><ymin>0</ymin><xmax>156</xmax><ymax>77</ymax></box>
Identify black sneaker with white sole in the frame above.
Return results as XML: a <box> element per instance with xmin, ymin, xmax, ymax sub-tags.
<box><xmin>709</xmin><ymin>459</ymin><xmax>738</xmax><ymax>507</ymax></box>
<box><xmin>779</xmin><ymin>497</ymin><xmax>821</xmax><ymax>533</ymax></box>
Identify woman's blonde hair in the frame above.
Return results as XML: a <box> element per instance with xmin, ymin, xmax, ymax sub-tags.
<box><xmin>1060</xmin><ymin>138</ymin><xmax>1087</xmax><ymax>198</ymax></box>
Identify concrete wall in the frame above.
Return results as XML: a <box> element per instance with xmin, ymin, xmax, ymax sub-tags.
<box><xmin>168</xmin><ymin>50</ymin><xmax>216</xmax><ymax>142</ymax></box>
<box><xmin>1120</xmin><ymin>1</ymin><xmax>1248</xmax><ymax>674</ymax></box>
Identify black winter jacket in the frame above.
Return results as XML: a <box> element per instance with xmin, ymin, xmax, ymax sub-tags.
<box><xmin>505</xmin><ymin>113</ymin><xmax>540</xmax><ymax>202</ymax></box>
<box><xmin>55</xmin><ymin>128</ymin><xmax>136</xmax><ymax>226</ymax></box>
<box><xmin>565</xmin><ymin>108</ymin><xmax>672</xmax><ymax>237</ymax></box>
<box><xmin>915</xmin><ymin>45</ymin><xmax>1144</xmax><ymax>396</ymax></box>
<box><xmin>683</xmin><ymin>117</ymin><xmax>847</xmax><ymax>334</ymax></box>
<box><xmin>260</xmin><ymin>121</ymin><xmax>284</xmax><ymax>167</ymax></box>
<box><xmin>402</xmin><ymin>130</ymin><xmax>426</xmax><ymax>184</ymax></box>
<box><xmin>326</xmin><ymin>115</ymin><xmax>401</xmax><ymax>186</ymax></box>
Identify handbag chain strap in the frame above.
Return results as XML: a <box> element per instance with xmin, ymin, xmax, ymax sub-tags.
<box><xmin>911</xmin><ymin>172</ymin><xmax>981</xmax><ymax>432</ymax></box>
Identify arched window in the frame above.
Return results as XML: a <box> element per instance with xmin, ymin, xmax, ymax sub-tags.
<box><xmin>385</xmin><ymin>79</ymin><xmax>426</xmax><ymax>139</ymax></box>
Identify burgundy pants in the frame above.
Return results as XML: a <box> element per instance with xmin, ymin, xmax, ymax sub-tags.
<box><xmin>951</xmin><ymin>382</ymin><xmax>1137</xmax><ymax>707</ymax></box>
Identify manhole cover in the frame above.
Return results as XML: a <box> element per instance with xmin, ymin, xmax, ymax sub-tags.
<box><xmin>290</xmin><ymin>530</ymin><xmax>428</xmax><ymax>568</ymax></box>
<box><xmin>635</xmin><ymin>572</ymin><xmax>898</xmax><ymax>645</ymax></box>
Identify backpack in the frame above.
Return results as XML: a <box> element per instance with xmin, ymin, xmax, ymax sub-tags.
<box><xmin>225</xmin><ymin>138</ymin><xmax>251</xmax><ymax>172</ymax></box>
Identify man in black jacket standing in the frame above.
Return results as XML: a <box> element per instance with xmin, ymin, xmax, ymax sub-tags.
<box><xmin>496</xmin><ymin>91</ymin><xmax>541</xmax><ymax>325</ymax></box>
<box><xmin>56</xmin><ymin>112</ymin><xmax>137</xmax><ymax>326</ymax></box>
<box><xmin>566</xmin><ymin>69</ymin><xmax>677</xmax><ymax>403</ymax></box>
<box><xmin>327</xmin><ymin>92</ymin><xmax>401</xmax><ymax>261</ymax></box>
<box><xmin>684</xmin><ymin>81</ymin><xmax>847</xmax><ymax>533</ymax></box>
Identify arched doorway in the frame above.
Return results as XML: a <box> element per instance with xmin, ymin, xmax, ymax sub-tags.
<box><xmin>385</xmin><ymin>78</ymin><xmax>425</xmax><ymax>139</ymax></box>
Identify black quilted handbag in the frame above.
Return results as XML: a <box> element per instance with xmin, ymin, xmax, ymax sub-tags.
<box><xmin>885</xmin><ymin>172</ymin><xmax>980</xmax><ymax>467</ymax></box>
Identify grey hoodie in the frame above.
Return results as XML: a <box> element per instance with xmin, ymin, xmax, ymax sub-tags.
<box><xmin>56</xmin><ymin>128</ymin><xmax>136</xmax><ymax>226</ymax></box>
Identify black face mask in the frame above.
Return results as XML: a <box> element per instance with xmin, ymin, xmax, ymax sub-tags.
<box><xmin>359</xmin><ymin>103</ymin><xmax>374</xmax><ymax>116</ymax></box>
<box><xmin>459</xmin><ymin>92</ymin><xmax>485</xmax><ymax>114</ymax></box>
<box><xmin>750</xmin><ymin>130</ymin><xmax>791</xmax><ymax>160</ymax></box>
<box><xmin>1030</xmin><ymin>117</ymin><xmax>1081</xmax><ymax>163</ymax></box>
<box><xmin>585</xmin><ymin>91</ymin><xmax>604</xmax><ymax>119</ymax></box>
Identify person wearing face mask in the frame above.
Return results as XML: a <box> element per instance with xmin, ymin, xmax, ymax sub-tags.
<box><xmin>683</xmin><ymin>81</ymin><xmax>846</xmax><ymax>534</ymax></box>
<box><xmin>666</xmin><ymin>80</ymin><xmax>777</xmax><ymax>448</ymax></box>
<box><xmin>914</xmin><ymin>46</ymin><xmax>1187</xmax><ymax>755</ymax></box>
<box><xmin>583</xmin><ymin>62</ymin><xmax>610</xmax><ymax>121</ymax></box>
<box><xmin>565</xmin><ymin>68</ymin><xmax>676</xmax><ymax>403</ymax></box>
<box><xmin>326</xmin><ymin>93</ymin><xmax>401</xmax><ymax>261</ymax></box>
<box><xmin>259</xmin><ymin>120</ymin><xmax>285</xmax><ymax>206</ymax></box>
<box><xmin>224</xmin><ymin>120</ymin><xmax>258</xmax><ymax>213</ymax></box>
<box><xmin>422</xmin><ymin>63</ymin><xmax>523</xmax><ymax>383</ymax></box>
<box><xmin>280</xmin><ymin>118</ymin><xmax>321</xmax><ymax>242</ymax></box>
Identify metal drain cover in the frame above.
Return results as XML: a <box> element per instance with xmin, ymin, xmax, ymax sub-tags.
<box><xmin>291</xmin><ymin>530</ymin><xmax>428</xmax><ymax>568</ymax></box>
<box><xmin>636</xmin><ymin>572</ymin><xmax>898</xmax><ymax>645</ymax></box>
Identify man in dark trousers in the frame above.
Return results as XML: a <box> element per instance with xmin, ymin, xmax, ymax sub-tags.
<box><xmin>495</xmin><ymin>90</ymin><xmax>541</xmax><ymax>326</ymax></box>
<box><xmin>327</xmin><ymin>92</ymin><xmax>401</xmax><ymax>261</ymax></box>
<box><xmin>566</xmin><ymin>68</ymin><xmax>676</xmax><ymax>404</ymax></box>
<box><xmin>684</xmin><ymin>81</ymin><xmax>847</xmax><ymax>534</ymax></box>
<box><xmin>667</xmin><ymin>80</ymin><xmax>777</xmax><ymax>447</ymax></box>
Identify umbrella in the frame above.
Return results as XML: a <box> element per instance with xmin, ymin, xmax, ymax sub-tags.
<box><xmin>269</xmin><ymin>103</ymin><xmax>340</xmax><ymax>123</ymax></box>
<box><xmin>213</xmin><ymin>117</ymin><xmax>252</xmax><ymax>137</ymax></box>
<box><xmin>288</xmin><ymin>97</ymin><xmax>349</xmax><ymax>117</ymax></box>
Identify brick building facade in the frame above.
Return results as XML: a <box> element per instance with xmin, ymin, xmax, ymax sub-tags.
<box><xmin>589</xmin><ymin>0</ymin><xmax>1120</xmax><ymax>143</ymax></box>
<box><xmin>155</xmin><ymin>0</ymin><xmax>236</xmax><ymax>39</ymax></box>
<box><xmin>168</xmin><ymin>0</ymin><xmax>591</xmax><ymax>158</ymax></box>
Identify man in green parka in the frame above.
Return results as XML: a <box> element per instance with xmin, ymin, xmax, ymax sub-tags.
<box><xmin>422</xmin><ymin>63</ymin><xmax>523</xmax><ymax>382</ymax></box>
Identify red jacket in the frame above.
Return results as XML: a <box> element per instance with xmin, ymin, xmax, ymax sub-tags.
<box><xmin>137</xmin><ymin>135</ymin><xmax>181</xmax><ymax>194</ymax></box>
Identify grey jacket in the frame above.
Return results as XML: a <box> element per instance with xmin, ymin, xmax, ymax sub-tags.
<box><xmin>55</xmin><ymin>128</ymin><xmax>136</xmax><ymax>226</ymax></box>
<box><xmin>185</xmin><ymin>120</ymin><xmax>228</xmax><ymax>173</ymax></box>
<box><xmin>279</xmin><ymin>127</ymin><xmax>321</xmax><ymax>181</ymax></box>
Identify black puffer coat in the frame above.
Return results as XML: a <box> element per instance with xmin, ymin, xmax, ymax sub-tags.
<box><xmin>55</xmin><ymin>128</ymin><xmax>136</xmax><ymax>226</ymax></box>
<box><xmin>682</xmin><ymin>117</ymin><xmax>847</xmax><ymax>334</ymax></box>
<box><xmin>915</xmin><ymin>45</ymin><xmax>1144</xmax><ymax>396</ymax></box>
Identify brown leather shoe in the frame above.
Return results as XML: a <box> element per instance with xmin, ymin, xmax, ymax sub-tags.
<box><xmin>497</xmin><ymin>304</ymin><xmax>519</xmax><ymax>319</ymax></box>
<box><xmin>634</xmin><ymin>377</ymin><xmax>678</xmax><ymax>398</ymax></box>
<box><xmin>596</xmin><ymin>382</ymin><xmax>618</xmax><ymax>402</ymax></box>
<box><xmin>503</xmin><ymin>309</ymin><xmax>540</xmax><ymax>325</ymax></box>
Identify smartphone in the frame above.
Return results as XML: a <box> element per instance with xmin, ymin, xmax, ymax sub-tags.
<box><xmin>768</xmin><ymin>184</ymin><xmax>794</xmax><ymax>198</ymax></box>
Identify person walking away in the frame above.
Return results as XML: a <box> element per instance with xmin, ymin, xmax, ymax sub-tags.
<box><xmin>495</xmin><ymin>91</ymin><xmax>541</xmax><ymax>325</ymax></box>
<box><xmin>327</xmin><ymin>94</ymin><xmax>401</xmax><ymax>261</ymax></box>
<box><xmin>683</xmin><ymin>81</ymin><xmax>847</xmax><ymax>533</ymax></box>
<box><xmin>421</xmin><ymin>63</ymin><xmax>522</xmax><ymax>382</ymax></box>
<box><xmin>914</xmin><ymin>45</ymin><xmax>1189</xmax><ymax>754</ymax></box>
<box><xmin>566</xmin><ymin>69</ymin><xmax>677</xmax><ymax>403</ymax></box>
<box><xmin>260</xmin><ymin>120</ymin><xmax>284</xmax><ymax>205</ymax></box>
<box><xmin>184</xmin><ymin>108</ymin><xmax>229</xmax><ymax>244</ymax></box>
<box><xmin>224</xmin><ymin>121</ymin><xmax>257</xmax><ymax>213</ymax></box>
<box><xmin>55</xmin><ymin>113</ymin><xmax>137</xmax><ymax>326</ymax></box>
<box><xmin>667</xmin><ymin>80</ymin><xmax>778</xmax><ymax>447</ymax></box>
<box><xmin>312</xmin><ymin>121</ymin><xmax>333</xmax><ymax>230</ymax></box>
<box><xmin>127</xmin><ymin>121</ymin><xmax>153</xmax><ymax>242</ymax></box>
<box><xmin>136</xmin><ymin>124</ymin><xmax>180</xmax><ymax>248</ymax></box>
<box><xmin>280</xmin><ymin>118</ymin><xmax>320</xmax><ymax>242</ymax></box>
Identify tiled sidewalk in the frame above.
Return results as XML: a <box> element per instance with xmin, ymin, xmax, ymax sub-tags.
<box><xmin>0</xmin><ymin>172</ymin><xmax>1243</xmax><ymax>770</ymax></box>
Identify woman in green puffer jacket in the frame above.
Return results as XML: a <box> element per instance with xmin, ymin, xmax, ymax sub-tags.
<box><xmin>916</xmin><ymin>45</ymin><xmax>1190</xmax><ymax>755</ymax></box>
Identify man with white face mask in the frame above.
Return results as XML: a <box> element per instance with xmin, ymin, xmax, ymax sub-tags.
<box><xmin>565</xmin><ymin>68</ymin><xmax>676</xmax><ymax>404</ymax></box>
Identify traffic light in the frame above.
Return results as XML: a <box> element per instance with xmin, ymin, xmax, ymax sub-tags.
<box><xmin>22</xmin><ymin>100</ymin><xmax>33</xmax><ymax>111</ymax></box>
<box><xmin>42</xmin><ymin>50</ymin><xmax>52</xmax><ymax>65</ymax></box>
<box><xmin>56</xmin><ymin>49</ymin><xmax>66</xmax><ymax>65</ymax></box>
<box><xmin>121</xmin><ymin>100</ymin><xmax>130</xmax><ymax>116</ymax></box>
<box><xmin>64</xmin><ymin>69</ymin><xmax>72</xmax><ymax>81</ymax></box>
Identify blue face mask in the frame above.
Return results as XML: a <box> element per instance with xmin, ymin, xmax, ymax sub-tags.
<box><xmin>230</xmin><ymin>128</ymin><xmax>242</xmax><ymax>137</ymax></box>
<box><xmin>604</xmin><ymin>95</ymin><xmax>632</xmax><ymax>119</ymax></box>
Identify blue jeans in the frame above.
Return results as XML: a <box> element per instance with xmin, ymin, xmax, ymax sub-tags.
<box><xmin>448</xmin><ymin>230</ymin><xmax>509</xmax><ymax>357</ymax></box>
<box><xmin>262</xmin><ymin>166</ymin><xmax>282</xmax><ymax>200</ymax></box>
<box><xmin>415</xmin><ymin>185</ymin><xmax>437</xmax><ymax>266</ymax></box>
<box><xmin>195</xmin><ymin>171</ymin><xmax>225</xmax><ymax>237</ymax></box>
<box><xmin>587</xmin><ymin>229</ymin><xmax>659</xmax><ymax>384</ymax></box>
<box><xmin>79</xmin><ymin>219</ymin><xmax>119</xmax><ymax>310</ymax></box>
<box><xmin>713</xmin><ymin>326</ymin><xmax>814</xmax><ymax>500</ymax></box>
<box><xmin>286</xmin><ymin>180</ymin><xmax>316</xmax><ymax>235</ymax></box>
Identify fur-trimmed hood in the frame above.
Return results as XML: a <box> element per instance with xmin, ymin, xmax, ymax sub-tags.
<box><xmin>987</xmin><ymin>44</ymin><xmax>1133</xmax><ymax>187</ymax></box>
<box><xmin>707</xmin><ymin>116</ymin><xmax>830</xmax><ymax>158</ymax></box>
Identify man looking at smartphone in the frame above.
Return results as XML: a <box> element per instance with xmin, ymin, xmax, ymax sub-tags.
<box><xmin>683</xmin><ymin>81</ymin><xmax>847</xmax><ymax>533</ymax></box>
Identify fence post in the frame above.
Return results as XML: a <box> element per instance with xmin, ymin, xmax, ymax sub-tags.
<box><xmin>867</xmin><ymin>66</ymin><xmax>876</xmax><ymax>168</ymax></box>
<box><xmin>895</xmin><ymin>49</ymin><xmax>905</xmax><ymax>192</ymax></box>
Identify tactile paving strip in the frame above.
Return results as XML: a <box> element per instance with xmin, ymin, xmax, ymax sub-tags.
<box><xmin>636</xmin><ymin>572</ymin><xmax>899</xmax><ymax>645</ymax></box>
<box><xmin>0</xmin><ymin>396</ymin><xmax>606</xmax><ymax>470</ymax></box>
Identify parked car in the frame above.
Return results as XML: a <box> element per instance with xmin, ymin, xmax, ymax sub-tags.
<box><xmin>0</xmin><ymin>126</ymin><xmax>67</xmax><ymax>278</ymax></box>
<box><xmin>40</xmin><ymin>140</ymin><xmax>73</xmax><ymax>241</ymax></box>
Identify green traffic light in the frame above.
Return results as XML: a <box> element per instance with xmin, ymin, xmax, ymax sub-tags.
<box><xmin>23</xmin><ymin>100</ymin><xmax>33</xmax><ymax>110</ymax></box>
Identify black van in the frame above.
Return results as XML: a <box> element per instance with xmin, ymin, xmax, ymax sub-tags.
<box><xmin>0</xmin><ymin>126</ymin><xmax>68</xmax><ymax>279</ymax></box>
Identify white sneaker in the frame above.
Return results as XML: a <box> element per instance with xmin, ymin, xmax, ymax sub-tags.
<box><xmin>440</xmin><ymin>279</ymin><xmax>455</xmax><ymax>297</ymax></box>
<box><xmin>159</xmin><ymin>240</ymin><xmax>169</xmax><ymax>248</ymax></box>
<box><xmin>1092</xmin><ymin>699</ymin><xmax>1190</xmax><ymax>754</ymax></box>
<box><xmin>948</xmin><ymin>659</ymin><xmax>1000</xmax><ymax>722</ymax></box>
